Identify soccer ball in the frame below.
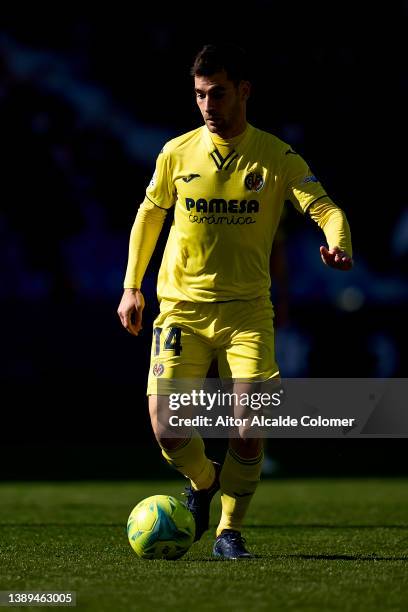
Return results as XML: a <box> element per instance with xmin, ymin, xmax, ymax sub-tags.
<box><xmin>127</xmin><ymin>495</ymin><xmax>196</xmax><ymax>560</ymax></box>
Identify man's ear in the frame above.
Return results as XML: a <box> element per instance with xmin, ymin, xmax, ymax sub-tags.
<box><xmin>240</xmin><ymin>80</ymin><xmax>251</xmax><ymax>101</ymax></box>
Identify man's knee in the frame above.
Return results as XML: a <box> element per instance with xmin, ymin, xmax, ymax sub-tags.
<box><xmin>230</xmin><ymin>436</ymin><xmax>263</xmax><ymax>459</ymax></box>
<box><xmin>148</xmin><ymin>395</ymin><xmax>189</xmax><ymax>450</ymax></box>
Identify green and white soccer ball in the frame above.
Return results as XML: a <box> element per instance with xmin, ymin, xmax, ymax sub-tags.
<box><xmin>127</xmin><ymin>495</ymin><xmax>196</xmax><ymax>560</ymax></box>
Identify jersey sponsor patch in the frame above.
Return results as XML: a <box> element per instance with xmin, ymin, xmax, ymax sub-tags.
<box><xmin>245</xmin><ymin>172</ymin><xmax>265</xmax><ymax>192</ymax></box>
<box><xmin>303</xmin><ymin>175</ymin><xmax>318</xmax><ymax>183</ymax></box>
<box><xmin>185</xmin><ymin>197</ymin><xmax>259</xmax><ymax>214</ymax></box>
<box><xmin>185</xmin><ymin>196</ymin><xmax>260</xmax><ymax>225</ymax></box>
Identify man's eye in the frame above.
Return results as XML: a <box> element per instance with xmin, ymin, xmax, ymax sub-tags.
<box><xmin>196</xmin><ymin>93</ymin><xmax>205</xmax><ymax>100</ymax></box>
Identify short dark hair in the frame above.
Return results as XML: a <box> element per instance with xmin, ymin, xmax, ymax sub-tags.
<box><xmin>190</xmin><ymin>43</ymin><xmax>250</xmax><ymax>85</ymax></box>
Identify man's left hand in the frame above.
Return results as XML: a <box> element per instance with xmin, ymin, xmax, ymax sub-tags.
<box><xmin>320</xmin><ymin>246</ymin><xmax>353</xmax><ymax>271</ymax></box>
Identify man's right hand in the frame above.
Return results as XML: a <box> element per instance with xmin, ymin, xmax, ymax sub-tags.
<box><xmin>117</xmin><ymin>289</ymin><xmax>145</xmax><ymax>336</ymax></box>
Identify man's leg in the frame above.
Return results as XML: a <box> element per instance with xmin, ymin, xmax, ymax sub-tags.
<box><xmin>214</xmin><ymin>297</ymin><xmax>277</xmax><ymax>557</ymax></box>
<box><xmin>213</xmin><ymin>392</ymin><xmax>264</xmax><ymax>559</ymax></box>
<box><xmin>149</xmin><ymin>395</ymin><xmax>216</xmax><ymax>491</ymax></box>
<box><xmin>216</xmin><ymin>436</ymin><xmax>263</xmax><ymax>537</ymax></box>
<box><xmin>149</xmin><ymin>394</ymin><xmax>220</xmax><ymax>541</ymax></box>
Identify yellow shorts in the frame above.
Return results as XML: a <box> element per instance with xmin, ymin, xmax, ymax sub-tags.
<box><xmin>147</xmin><ymin>296</ymin><xmax>279</xmax><ymax>395</ymax></box>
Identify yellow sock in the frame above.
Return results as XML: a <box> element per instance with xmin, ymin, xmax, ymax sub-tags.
<box><xmin>160</xmin><ymin>428</ymin><xmax>215</xmax><ymax>490</ymax></box>
<box><xmin>216</xmin><ymin>447</ymin><xmax>263</xmax><ymax>537</ymax></box>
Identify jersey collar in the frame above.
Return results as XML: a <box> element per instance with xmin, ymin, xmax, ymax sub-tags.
<box><xmin>202</xmin><ymin>123</ymin><xmax>253</xmax><ymax>170</ymax></box>
<box><xmin>203</xmin><ymin>123</ymin><xmax>252</xmax><ymax>148</ymax></box>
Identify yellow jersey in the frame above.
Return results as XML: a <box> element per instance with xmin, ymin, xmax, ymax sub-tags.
<box><xmin>143</xmin><ymin>123</ymin><xmax>329</xmax><ymax>302</ymax></box>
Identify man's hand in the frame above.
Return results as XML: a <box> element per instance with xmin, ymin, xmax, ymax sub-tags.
<box><xmin>117</xmin><ymin>289</ymin><xmax>145</xmax><ymax>336</ymax></box>
<box><xmin>320</xmin><ymin>246</ymin><xmax>353</xmax><ymax>271</ymax></box>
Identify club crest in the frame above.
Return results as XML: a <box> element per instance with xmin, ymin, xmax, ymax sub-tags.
<box><xmin>245</xmin><ymin>172</ymin><xmax>264</xmax><ymax>192</ymax></box>
<box><xmin>153</xmin><ymin>363</ymin><xmax>164</xmax><ymax>377</ymax></box>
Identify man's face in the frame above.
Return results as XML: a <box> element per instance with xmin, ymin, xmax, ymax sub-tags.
<box><xmin>194</xmin><ymin>70</ymin><xmax>250</xmax><ymax>138</ymax></box>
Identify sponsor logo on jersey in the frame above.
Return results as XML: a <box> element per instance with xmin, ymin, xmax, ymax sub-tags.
<box><xmin>185</xmin><ymin>197</ymin><xmax>259</xmax><ymax>225</ymax></box>
<box><xmin>185</xmin><ymin>197</ymin><xmax>259</xmax><ymax>214</ymax></box>
<box><xmin>153</xmin><ymin>363</ymin><xmax>164</xmax><ymax>377</ymax></box>
<box><xmin>245</xmin><ymin>173</ymin><xmax>264</xmax><ymax>192</ymax></box>
<box><xmin>189</xmin><ymin>214</ymin><xmax>256</xmax><ymax>225</ymax></box>
<box><xmin>182</xmin><ymin>173</ymin><xmax>201</xmax><ymax>183</ymax></box>
<box><xmin>303</xmin><ymin>175</ymin><xmax>318</xmax><ymax>183</ymax></box>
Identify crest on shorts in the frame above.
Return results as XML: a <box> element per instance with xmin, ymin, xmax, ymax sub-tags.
<box><xmin>153</xmin><ymin>363</ymin><xmax>164</xmax><ymax>377</ymax></box>
<box><xmin>245</xmin><ymin>172</ymin><xmax>264</xmax><ymax>192</ymax></box>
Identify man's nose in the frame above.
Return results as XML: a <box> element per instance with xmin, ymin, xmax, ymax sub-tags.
<box><xmin>204</xmin><ymin>96</ymin><xmax>215</xmax><ymax>113</ymax></box>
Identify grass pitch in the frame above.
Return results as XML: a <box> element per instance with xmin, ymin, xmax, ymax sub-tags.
<box><xmin>1</xmin><ymin>479</ymin><xmax>407</xmax><ymax>611</ymax></box>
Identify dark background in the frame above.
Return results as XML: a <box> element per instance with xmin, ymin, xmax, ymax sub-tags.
<box><xmin>1</xmin><ymin>4</ymin><xmax>407</xmax><ymax>478</ymax></box>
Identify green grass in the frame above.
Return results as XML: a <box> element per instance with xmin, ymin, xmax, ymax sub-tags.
<box><xmin>1</xmin><ymin>479</ymin><xmax>408</xmax><ymax>611</ymax></box>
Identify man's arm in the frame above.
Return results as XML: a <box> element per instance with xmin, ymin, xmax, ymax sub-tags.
<box><xmin>117</xmin><ymin>198</ymin><xmax>167</xmax><ymax>335</ymax></box>
<box><xmin>282</xmin><ymin>149</ymin><xmax>353</xmax><ymax>271</ymax></box>
<box><xmin>307</xmin><ymin>197</ymin><xmax>353</xmax><ymax>271</ymax></box>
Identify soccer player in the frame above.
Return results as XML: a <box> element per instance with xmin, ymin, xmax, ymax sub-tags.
<box><xmin>117</xmin><ymin>44</ymin><xmax>353</xmax><ymax>559</ymax></box>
